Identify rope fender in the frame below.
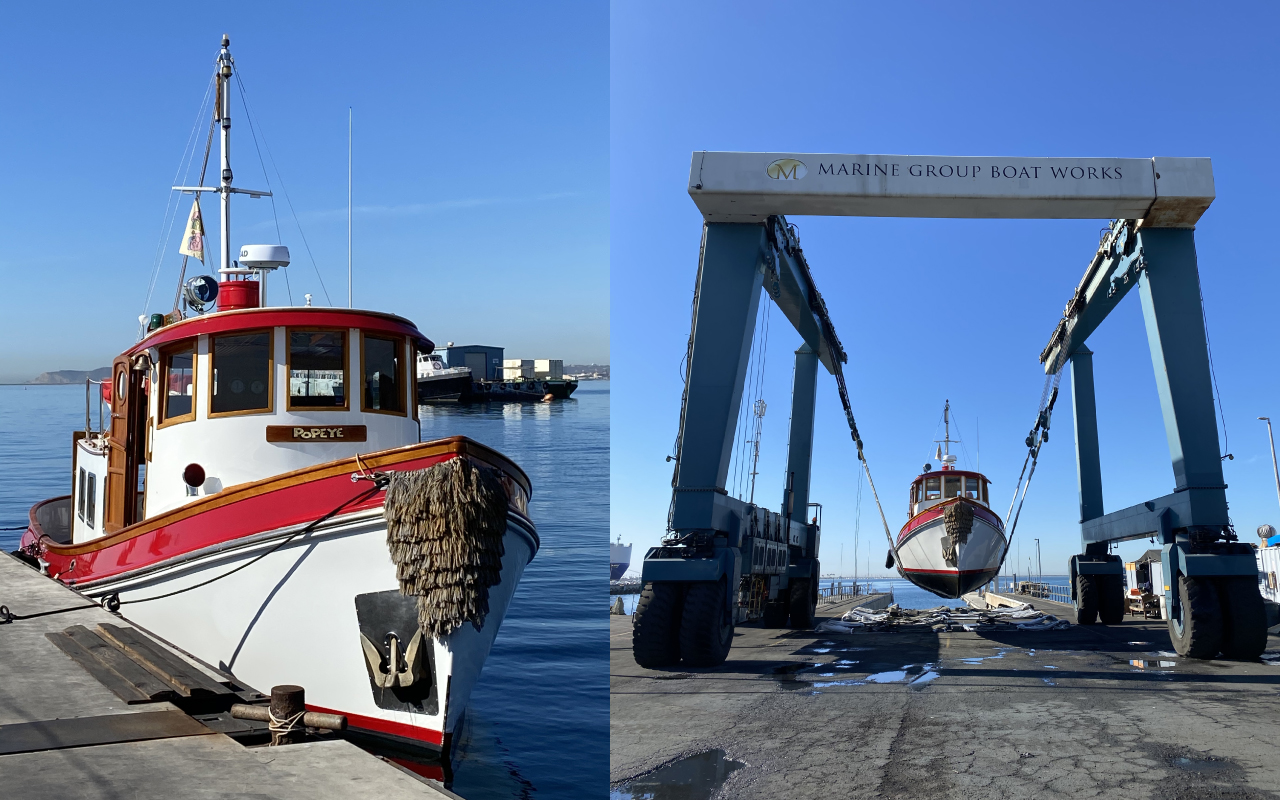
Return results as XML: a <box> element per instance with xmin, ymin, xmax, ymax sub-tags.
<box><xmin>383</xmin><ymin>458</ymin><xmax>508</xmax><ymax>638</ymax></box>
<box><xmin>941</xmin><ymin>501</ymin><xmax>974</xmax><ymax>567</ymax></box>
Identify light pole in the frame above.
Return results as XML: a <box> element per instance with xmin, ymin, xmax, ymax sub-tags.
<box><xmin>1035</xmin><ymin>538</ymin><xmax>1042</xmax><ymax>582</ymax></box>
<box><xmin>1261</xmin><ymin>417</ymin><xmax>1280</xmax><ymax>516</ymax></box>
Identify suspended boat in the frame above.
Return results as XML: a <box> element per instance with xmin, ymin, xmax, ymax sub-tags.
<box><xmin>893</xmin><ymin>401</ymin><xmax>1005</xmax><ymax>598</ymax></box>
<box><xmin>17</xmin><ymin>36</ymin><xmax>537</xmax><ymax>755</ymax></box>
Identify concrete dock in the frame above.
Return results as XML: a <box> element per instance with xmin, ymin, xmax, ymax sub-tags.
<box><xmin>611</xmin><ymin>591</ymin><xmax>1280</xmax><ymax>799</ymax></box>
<box><xmin>0</xmin><ymin>553</ymin><xmax>459</xmax><ymax>800</ymax></box>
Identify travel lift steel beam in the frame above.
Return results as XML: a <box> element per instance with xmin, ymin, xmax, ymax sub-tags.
<box><xmin>634</xmin><ymin>217</ymin><xmax>835</xmax><ymax>669</ymax></box>
<box><xmin>1042</xmin><ymin>220</ymin><xmax>1266</xmax><ymax>658</ymax></box>
<box><xmin>636</xmin><ymin>152</ymin><xmax>1257</xmax><ymax>669</ymax></box>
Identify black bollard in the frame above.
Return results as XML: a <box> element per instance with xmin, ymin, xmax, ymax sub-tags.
<box><xmin>270</xmin><ymin>684</ymin><xmax>306</xmax><ymax>745</ymax></box>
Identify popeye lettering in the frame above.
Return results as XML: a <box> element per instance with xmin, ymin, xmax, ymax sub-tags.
<box><xmin>293</xmin><ymin>427</ymin><xmax>345</xmax><ymax>440</ymax></box>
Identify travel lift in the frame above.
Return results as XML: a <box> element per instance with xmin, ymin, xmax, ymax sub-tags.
<box><xmin>635</xmin><ymin>152</ymin><xmax>1264</xmax><ymax>669</ymax></box>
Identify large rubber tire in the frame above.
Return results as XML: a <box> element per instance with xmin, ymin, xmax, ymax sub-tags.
<box><xmin>1099</xmin><ymin>574</ymin><xmax>1126</xmax><ymax>625</ymax></box>
<box><xmin>789</xmin><ymin>578</ymin><xmax>816</xmax><ymax>629</ymax></box>
<box><xmin>1075</xmin><ymin>574</ymin><xmax>1099</xmax><ymax>625</ymax></box>
<box><xmin>679</xmin><ymin>580</ymin><xmax>734</xmax><ymax>667</ymax></box>
<box><xmin>632</xmin><ymin>582</ymin><xmax>683</xmax><ymax>668</ymax></box>
<box><xmin>1169</xmin><ymin>575</ymin><xmax>1223</xmax><ymax>660</ymax></box>
<box><xmin>1219</xmin><ymin>576</ymin><xmax>1268</xmax><ymax>660</ymax></box>
<box><xmin>761</xmin><ymin>601</ymin><xmax>789</xmax><ymax>628</ymax></box>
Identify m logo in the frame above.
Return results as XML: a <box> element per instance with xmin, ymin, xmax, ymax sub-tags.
<box><xmin>766</xmin><ymin>158</ymin><xmax>807</xmax><ymax>180</ymax></box>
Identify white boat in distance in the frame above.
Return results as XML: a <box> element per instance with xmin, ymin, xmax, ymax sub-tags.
<box><xmin>19</xmin><ymin>36</ymin><xmax>536</xmax><ymax>755</ymax></box>
<box><xmin>893</xmin><ymin>402</ymin><xmax>1006</xmax><ymax>598</ymax></box>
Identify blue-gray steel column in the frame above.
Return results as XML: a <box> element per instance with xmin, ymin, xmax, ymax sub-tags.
<box><xmin>670</xmin><ymin>223</ymin><xmax>766</xmax><ymax>531</ymax></box>
<box><xmin>1070</xmin><ymin>346</ymin><xmax>1104</xmax><ymax>525</ymax></box>
<box><xmin>1135</xmin><ymin>228</ymin><xmax>1229</xmax><ymax>525</ymax></box>
<box><xmin>1071</xmin><ymin>345</ymin><xmax>1107</xmax><ymax>556</ymax></box>
<box><xmin>783</xmin><ymin>343</ymin><xmax>820</xmax><ymax>519</ymax></box>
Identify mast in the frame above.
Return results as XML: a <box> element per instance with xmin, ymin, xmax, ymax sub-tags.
<box><xmin>217</xmin><ymin>35</ymin><xmax>233</xmax><ymax>278</ymax></box>
<box><xmin>944</xmin><ymin>399</ymin><xmax>950</xmax><ymax>457</ymax></box>
<box><xmin>934</xmin><ymin>399</ymin><xmax>960</xmax><ymax>465</ymax></box>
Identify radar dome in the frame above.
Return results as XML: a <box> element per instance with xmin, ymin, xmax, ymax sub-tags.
<box><xmin>238</xmin><ymin>244</ymin><xmax>290</xmax><ymax>270</ymax></box>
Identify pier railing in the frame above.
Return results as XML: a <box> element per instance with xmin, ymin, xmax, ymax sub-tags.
<box><xmin>986</xmin><ymin>575</ymin><xmax>1072</xmax><ymax>606</ymax></box>
<box><xmin>817</xmin><ymin>580</ymin><xmax>875</xmax><ymax>605</ymax></box>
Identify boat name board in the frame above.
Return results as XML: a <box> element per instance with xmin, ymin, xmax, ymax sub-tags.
<box><xmin>266</xmin><ymin>425</ymin><xmax>368</xmax><ymax>442</ymax></box>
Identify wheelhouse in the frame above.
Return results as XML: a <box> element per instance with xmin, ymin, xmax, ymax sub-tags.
<box><xmin>908</xmin><ymin>468</ymin><xmax>990</xmax><ymax>518</ymax></box>
<box><xmin>67</xmin><ymin>307</ymin><xmax>433</xmax><ymax>544</ymax></box>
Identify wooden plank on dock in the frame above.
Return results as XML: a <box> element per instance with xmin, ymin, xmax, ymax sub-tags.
<box><xmin>44</xmin><ymin>632</ymin><xmax>155</xmax><ymax>705</ymax></box>
<box><xmin>55</xmin><ymin>626</ymin><xmax>181</xmax><ymax>702</ymax></box>
<box><xmin>96</xmin><ymin>623</ymin><xmax>233</xmax><ymax>697</ymax></box>
<box><xmin>0</xmin><ymin>709</ymin><xmax>213</xmax><ymax>756</ymax></box>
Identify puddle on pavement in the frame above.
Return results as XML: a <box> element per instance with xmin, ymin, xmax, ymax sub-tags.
<box><xmin>1128</xmin><ymin>641</ymin><xmax>1150</xmax><ymax>646</ymax></box>
<box><xmin>1260</xmin><ymin>651</ymin><xmax>1280</xmax><ymax>666</ymax></box>
<box><xmin>1042</xmin><ymin>665</ymin><xmax>1059</xmax><ymax>669</ymax></box>
<box><xmin>1042</xmin><ymin>677</ymin><xmax>1056</xmax><ymax>686</ymax></box>
<box><xmin>909</xmin><ymin>670</ymin><xmax>939</xmax><ymax>687</ymax></box>
<box><xmin>612</xmin><ymin>750</ymin><xmax>745</xmax><ymax>800</ymax></box>
<box><xmin>1168</xmin><ymin>754</ymin><xmax>1231</xmax><ymax>775</ymax></box>
<box><xmin>797</xmin><ymin>663</ymin><xmax>940</xmax><ymax>693</ymax></box>
<box><xmin>866</xmin><ymin>670</ymin><xmax>908</xmax><ymax>683</ymax></box>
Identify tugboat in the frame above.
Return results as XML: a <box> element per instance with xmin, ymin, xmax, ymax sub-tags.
<box><xmin>893</xmin><ymin>401</ymin><xmax>1006</xmax><ymax>598</ymax></box>
<box><xmin>18</xmin><ymin>36</ymin><xmax>537</xmax><ymax>755</ymax></box>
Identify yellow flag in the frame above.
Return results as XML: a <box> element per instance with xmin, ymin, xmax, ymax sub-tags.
<box><xmin>179</xmin><ymin>199</ymin><xmax>205</xmax><ymax>262</ymax></box>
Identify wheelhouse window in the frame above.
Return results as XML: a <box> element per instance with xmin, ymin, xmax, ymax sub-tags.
<box><xmin>964</xmin><ymin>476</ymin><xmax>982</xmax><ymax>500</ymax></box>
<box><xmin>77</xmin><ymin>467</ymin><xmax>87</xmax><ymax>520</ymax></box>
<box><xmin>211</xmin><ymin>331</ymin><xmax>272</xmax><ymax>415</ymax></box>
<box><xmin>924</xmin><ymin>476</ymin><xmax>941</xmax><ymax>501</ymax></box>
<box><xmin>362</xmin><ymin>335</ymin><xmax>404</xmax><ymax>414</ymax></box>
<box><xmin>944</xmin><ymin>475</ymin><xmax>962</xmax><ymax>499</ymax></box>
<box><xmin>160</xmin><ymin>343</ymin><xmax>196</xmax><ymax>423</ymax></box>
<box><xmin>289</xmin><ymin>331</ymin><xmax>347</xmax><ymax>409</ymax></box>
<box><xmin>85</xmin><ymin>473</ymin><xmax>96</xmax><ymax>530</ymax></box>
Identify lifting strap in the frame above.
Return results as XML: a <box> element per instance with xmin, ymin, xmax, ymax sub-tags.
<box><xmin>998</xmin><ymin>352</ymin><xmax>1068</xmax><ymax>568</ymax></box>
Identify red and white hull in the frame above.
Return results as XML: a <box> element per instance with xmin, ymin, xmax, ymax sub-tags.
<box><xmin>28</xmin><ymin>438</ymin><xmax>535</xmax><ymax>753</ymax></box>
<box><xmin>895</xmin><ymin>500</ymin><xmax>1005</xmax><ymax>599</ymax></box>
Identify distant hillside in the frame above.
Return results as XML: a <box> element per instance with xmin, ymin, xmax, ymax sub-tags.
<box><xmin>27</xmin><ymin>367</ymin><xmax>112</xmax><ymax>385</ymax></box>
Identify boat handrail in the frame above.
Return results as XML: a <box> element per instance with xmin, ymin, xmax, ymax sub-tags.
<box><xmin>84</xmin><ymin>377</ymin><xmax>108</xmax><ymax>436</ymax></box>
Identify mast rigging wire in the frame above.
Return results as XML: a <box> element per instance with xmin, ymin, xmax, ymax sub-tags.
<box><xmin>233</xmin><ymin>67</ymin><xmax>333</xmax><ymax>305</ymax></box>
<box><xmin>138</xmin><ymin>74</ymin><xmax>217</xmax><ymax>337</ymax></box>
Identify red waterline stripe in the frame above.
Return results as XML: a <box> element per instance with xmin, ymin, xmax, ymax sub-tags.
<box><xmin>307</xmin><ymin>704</ymin><xmax>444</xmax><ymax>746</ymax></box>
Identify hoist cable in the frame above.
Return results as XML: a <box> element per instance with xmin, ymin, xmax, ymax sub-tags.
<box><xmin>766</xmin><ymin>217</ymin><xmax>901</xmax><ymax>563</ymax></box>
<box><xmin>999</xmin><ymin>350</ymin><xmax>1067</xmax><ymax>567</ymax></box>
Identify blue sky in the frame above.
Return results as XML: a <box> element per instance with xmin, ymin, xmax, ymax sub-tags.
<box><xmin>0</xmin><ymin>2</ymin><xmax>607</xmax><ymax>383</ymax></box>
<box><xmin>610</xmin><ymin>1</ymin><xmax>1280</xmax><ymax>578</ymax></box>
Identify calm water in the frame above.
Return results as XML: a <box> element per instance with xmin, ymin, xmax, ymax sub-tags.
<box><xmin>612</xmin><ymin>575</ymin><xmax>1074</xmax><ymax>615</ymax></box>
<box><xmin>0</xmin><ymin>382</ymin><xmax>609</xmax><ymax>799</ymax></box>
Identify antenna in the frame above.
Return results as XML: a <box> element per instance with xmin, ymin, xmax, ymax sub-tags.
<box><xmin>348</xmin><ymin>106</ymin><xmax>352</xmax><ymax>308</ymax></box>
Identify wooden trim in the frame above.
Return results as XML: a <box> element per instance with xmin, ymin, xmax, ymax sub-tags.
<box><xmin>41</xmin><ymin>436</ymin><xmax>531</xmax><ymax>557</ymax></box>
<box><xmin>360</xmin><ymin>332</ymin><xmax>408</xmax><ymax>416</ymax></box>
<box><xmin>285</xmin><ymin>327</ymin><xmax>350</xmax><ymax>412</ymax></box>
<box><xmin>156</xmin><ymin>340</ymin><xmax>198</xmax><ymax>429</ymax></box>
<box><xmin>207</xmin><ymin>327</ymin><xmax>275</xmax><ymax>419</ymax></box>
<box><xmin>410</xmin><ymin>340</ymin><xmax>420</xmax><ymax>422</ymax></box>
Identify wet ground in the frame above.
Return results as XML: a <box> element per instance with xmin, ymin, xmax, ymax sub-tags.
<box><xmin>610</xmin><ymin>594</ymin><xmax>1280</xmax><ymax>799</ymax></box>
